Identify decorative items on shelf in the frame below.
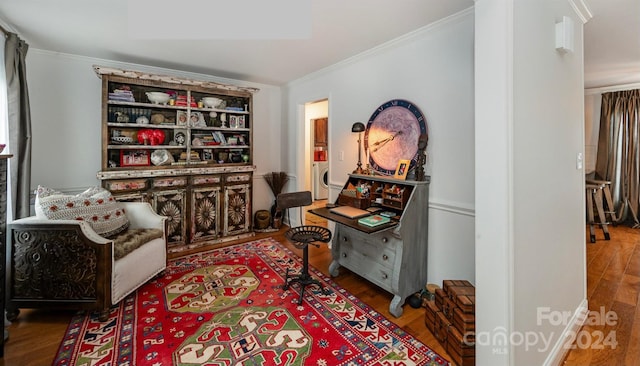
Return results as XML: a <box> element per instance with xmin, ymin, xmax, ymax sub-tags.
<box><xmin>201</xmin><ymin>96</ymin><xmax>223</xmax><ymax>108</ymax></box>
<box><xmin>120</xmin><ymin>150</ymin><xmax>150</xmax><ymax>167</ymax></box>
<box><xmin>151</xmin><ymin>149</ymin><xmax>174</xmax><ymax>166</ymax></box>
<box><xmin>145</xmin><ymin>91</ymin><xmax>170</xmax><ymax>105</ymax></box>
<box><xmin>136</xmin><ymin>129</ymin><xmax>166</xmax><ymax>145</ymax></box>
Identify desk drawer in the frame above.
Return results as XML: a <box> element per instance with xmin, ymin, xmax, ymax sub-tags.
<box><xmin>335</xmin><ymin>227</ymin><xmax>399</xmax><ymax>289</ymax></box>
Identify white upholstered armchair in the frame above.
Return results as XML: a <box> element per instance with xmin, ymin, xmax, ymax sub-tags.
<box><xmin>6</xmin><ymin>201</ymin><xmax>167</xmax><ymax>322</ymax></box>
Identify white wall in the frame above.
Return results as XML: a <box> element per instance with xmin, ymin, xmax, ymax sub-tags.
<box><xmin>24</xmin><ymin>50</ymin><xmax>283</xmax><ymax>213</ymax></box>
<box><xmin>476</xmin><ymin>1</ymin><xmax>588</xmax><ymax>364</ymax></box>
<box><xmin>284</xmin><ymin>9</ymin><xmax>476</xmax><ymax>285</ymax></box>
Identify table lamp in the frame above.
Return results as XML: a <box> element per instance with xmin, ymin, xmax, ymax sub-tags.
<box><xmin>351</xmin><ymin>122</ymin><xmax>365</xmax><ymax>174</ymax></box>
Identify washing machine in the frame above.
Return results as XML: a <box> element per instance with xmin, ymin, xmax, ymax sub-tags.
<box><xmin>313</xmin><ymin>161</ymin><xmax>329</xmax><ymax>200</ymax></box>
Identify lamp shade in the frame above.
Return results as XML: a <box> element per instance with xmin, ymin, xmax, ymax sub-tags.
<box><xmin>351</xmin><ymin>122</ymin><xmax>365</xmax><ymax>133</ymax></box>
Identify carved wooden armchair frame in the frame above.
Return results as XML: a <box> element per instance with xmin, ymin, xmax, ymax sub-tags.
<box><xmin>6</xmin><ymin>202</ymin><xmax>167</xmax><ymax>321</ymax></box>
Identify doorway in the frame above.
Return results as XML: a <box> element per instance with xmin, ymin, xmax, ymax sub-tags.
<box><xmin>305</xmin><ymin>99</ymin><xmax>329</xmax><ymax>226</ymax></box>
<box><xmin>304</xmin><ymin>100</ymin><xmax>329</xmax><ymax>200</ymax></box>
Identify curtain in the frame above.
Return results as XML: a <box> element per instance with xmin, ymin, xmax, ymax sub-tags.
<box><xmin>4</xmin><ymin>32</ymin><xmax>31</xmax><ymax>220</ymax></box>
<box><xmin>595</xmin><ymin>89</ymin><xmax>640</xmax><ymax>226</ymax></box>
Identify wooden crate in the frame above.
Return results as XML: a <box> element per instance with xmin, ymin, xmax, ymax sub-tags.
<box><xmin>435</xmin><ymin>288</ymin><xmax>447</xmax><ymax>309</ymax></box>
<box><xmin>447</xmin><ymin>283</ymin><xmax>475</xmax><ymax>300</ymax></box>
<box><xmin>447</xmin><ymin>326</ymin><xmax>476</xmax><ymax>366</ymax></box>
<box><xmin>453</xmin><ymin>307</ymin><xmax>475</xmax><ymax>333</ymax></box>
<box><xmin>434</xmin><ymin>311</ymin><xmax>452</xmax><ymax>345</ymax></box>
<box><xmin>443</xmin><ymin>280</ymin><xmax>473</xmax><ymax>293</ymax></box>
<box><xmin>456</xmin><ymin>294</ymin><xmax>476</xmax><ymax>314</ymax></box>
<box><xmin>442</xmin><ymin>297</ymin><xmax>457</xmax><ymax>320</ymax></box>
<box><xmin>424</xmin><ymin>300</ymin><xmax>440</xmax><ymax>334</ymax></box>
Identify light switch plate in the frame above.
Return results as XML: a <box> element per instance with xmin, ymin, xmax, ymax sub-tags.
<box><xmin>577</xmin><ymin>152</ymin><xmax>583</xmax><ymax>170</ymax></box>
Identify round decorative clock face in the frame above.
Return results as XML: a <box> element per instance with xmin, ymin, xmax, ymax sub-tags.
<box><xmin>364</xmin><ymin>99</ymin><xmax>427</xmax><ymax>176</ymax></box>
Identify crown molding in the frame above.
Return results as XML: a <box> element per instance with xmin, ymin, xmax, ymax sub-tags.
<box><xmin>568</xmin><ymin>0</ymin><xmax>593</xmax><ymax>24</ymax></box>
<box><xmin>286</xmin><ymin>6</ymin><xmax>474</xmax><ymax>88</ymax></box>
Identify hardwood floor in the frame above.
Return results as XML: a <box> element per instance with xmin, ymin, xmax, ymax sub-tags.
<box><xmin>563</xmin><ymin>225</ymin><xmax>640</xmax><ymax>365</ymax></box>
<box><xmin>4</xmin><ymin>213</ymin><xmax>636</xmax><ymax>365</ymax></box>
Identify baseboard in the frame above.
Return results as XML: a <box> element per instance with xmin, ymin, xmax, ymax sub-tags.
<box><xmin>543</xmin><ymin>299</ymin><xmax>588</xmax><ymax>366</ymax></box>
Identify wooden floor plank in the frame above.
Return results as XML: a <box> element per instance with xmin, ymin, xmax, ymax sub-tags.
<box><xmin>614</xmin><ymin>274</ymin><xmax>640</xmax><ymax>306</ymax></box>
<box><xmin>624</xmin><ymin>298</ymin><xmax>640</xmax><ymax>366</ymax></box>
<box><xmin>588</xmin><ymin>301</ymin><xmax>635</xmax><ymax>366</ymax></box>
<box><xmin>602</xmin><ymin>241</ymin><xmax>635</xmax><ymax>283</ymax></box>
<box><xmin>588</xmin><ymin>278</ymin><xmax>620</xmax><ymax>311</ymax></box>
<box><xmin>625</xmin><ymin>245</ymin><xmax>640</xmax><ymax>278</ymax></box>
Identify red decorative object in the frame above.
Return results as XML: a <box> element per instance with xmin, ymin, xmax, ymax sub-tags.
<box><xmin>136</xmin><ymin>129</ymin><xmax>166</xmax><ymax>145</ymax></box>
<box><xmin>120</xmin><ymin>150</ymin><xmax>150</xmax><ymax>167</ymax></box>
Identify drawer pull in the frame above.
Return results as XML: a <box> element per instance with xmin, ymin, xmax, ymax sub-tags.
<box><xmin>382</xmin><ymin>273</ymin><xmax>388</xmax><ymax>279</ymax></box>
<box><xmin>382</xmin><ymin>237</ymin><xmax>388</xmax><ymax>243</ymax></box>
<box><xmin>342</xmin><ymin>236</ymin><xmax>348</xmax><ymax>242</ymax></box>
<box><xmin>382</xmin><ymin>254</ymin><xmax>388</xmax><ymax>260</ymax></box>
<box><xmin>342</xmin><ymin>253</ymin><xmax>347</xmax><ymax>258</ymax></box>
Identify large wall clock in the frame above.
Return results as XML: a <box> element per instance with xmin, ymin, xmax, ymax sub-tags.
<box><xmin>364</xmin><ymin>99</ymin><xmax>427</xmax><ymax>176</ymax></box>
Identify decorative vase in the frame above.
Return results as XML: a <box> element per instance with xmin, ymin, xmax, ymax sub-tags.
<box><xmin>254</xmin><ymin>210</ymin><xmax>271</xmax><ymax>230</ymax></box>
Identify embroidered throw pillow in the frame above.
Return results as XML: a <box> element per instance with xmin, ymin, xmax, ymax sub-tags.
<box><xmin>35</xmin><ymin>185</ymin><xmax>129</xmax><ymax>237</ymax></box>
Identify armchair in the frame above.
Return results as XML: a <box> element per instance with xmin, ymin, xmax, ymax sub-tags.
<box><xmin>6</xmin><ymin>202</ymin><xmax>167</xmax><ymax>322</ymax></box>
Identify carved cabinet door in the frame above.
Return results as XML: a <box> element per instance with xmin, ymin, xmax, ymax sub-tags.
<box><xmin>153</xmin><ymin>189</ymin><xmax>187</xmax><ymax>249</ymax></box>
<box><xmin>223</xmin><ymin>183</ymin><xmax>251</xmax><ymax>236</ymax></box>
<box><xmin>190</xmin><ymin>186</ymin><xmax>221</xmax><ymax>243</ymax></box>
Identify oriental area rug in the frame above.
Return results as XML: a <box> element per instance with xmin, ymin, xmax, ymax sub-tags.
<box><xmin>53</xmin><ymin>237</ymin><xmax>449</xmax><ymax>366</ymax></box>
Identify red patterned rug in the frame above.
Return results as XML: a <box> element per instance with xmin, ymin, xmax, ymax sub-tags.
<box><xmin>53</xmin><ymin>237</ymin><xmax>449</xmax><ymax>365</ymax></box>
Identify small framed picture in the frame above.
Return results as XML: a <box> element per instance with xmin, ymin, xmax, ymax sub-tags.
<box><xmin>176</xmin><ymin>110</ymin><xmax>188</xmax><ymax>126</ymax></box>
<box><xmin>174</xmin><ymin>131</ymin><xmax>187</xmax><ymax>145</ymax></box>
<box><xmin>393</xmin><ymin>159</ymin><xmax>411</xmax><ymax>180</ymax></box>
<box><xmin>120</xmin><ymin>150</ymin><xmax>150</xmax><ymax>167</ymax></box>
<box><xmin>190</xmin><ymin>111</ymin><xmax>206</xmax><ymax>127</ymax></box>
<box><xmin>237</xmin><ymin>115</ymin><xmax>246</xmax><ymax>128</ymax></box>
<box><xmin>202</xmin><ymin>149</ymin><xmax>213</xmax><ymax>161</ymax></box>
<box><xmin>229</xmin><ymin>115</ymin><xmax>239</xmax><ymax>129</ymax></box>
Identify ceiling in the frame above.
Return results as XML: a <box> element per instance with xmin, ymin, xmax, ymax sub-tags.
<box><xmin>0</xmin><ymin>0</ymin><xmax>473</xmax><ymax>85</ymax></box>
<box><xmin>0</xmin><ymin>0</ymin><xmax>637</xmax><ymax>88</ymax></box>
<box><xmin>583</xmin><ymin>0</ymin><xmax>640</xmax><ymax>88</ymax></box>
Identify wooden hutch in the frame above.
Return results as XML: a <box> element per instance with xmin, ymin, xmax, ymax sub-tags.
<box><xmin>95</xmin><ymin>66</ymin><xmax>257</xmax><ymax>255</ymax></box>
